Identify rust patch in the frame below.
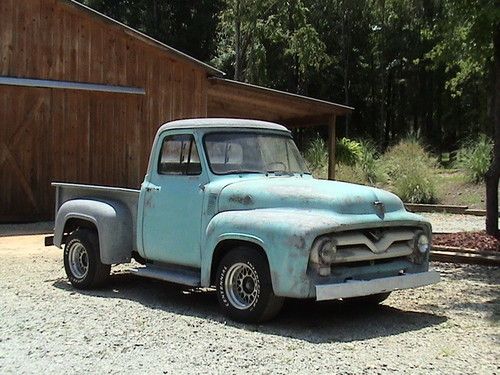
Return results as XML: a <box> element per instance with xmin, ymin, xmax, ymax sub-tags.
<box><xmin>287</xmin><ymin>234</ymin><xmax>306</xmax><ymax>250</ymax></box>
<box><xmin>144</xmin><ymin>195</ymin><xmax>153</xmax><ymax>208</ymax></box>
<box><xmin>229</xmin><ymin>194</ymin><xmax>253</xmax><ymax>206</ymax></box>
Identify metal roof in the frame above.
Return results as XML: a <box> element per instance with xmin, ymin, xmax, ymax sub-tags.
<box><xmin>65</xmin><ymin>0</ymin><xmax>225</xmax><ymax>77</ymax></box>
<box><xmin>158</xmin><ymin>118</ymin><xmax>290</xmax><ymax>133</ymax></box>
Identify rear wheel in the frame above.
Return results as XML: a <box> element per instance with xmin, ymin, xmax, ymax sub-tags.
<box><xmin>216</xmin><ymin>247</ymin><xmax>284</xmax><ymax>323</ymax></box>
<box><xmin>63</xmin><ymin>228</ymin><xmax>110</xmax><ymax>289</ymax></box>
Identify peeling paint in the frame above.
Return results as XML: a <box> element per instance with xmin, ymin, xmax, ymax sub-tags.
<box><xmin>228</xmin><ymin>194</ymin><xmax>253</xmax><ymax>206</ymax></box>
<box><xmin>286</xmin><ymin>234</ymin><xmax>306</xmax><ymax>250</ymax></box>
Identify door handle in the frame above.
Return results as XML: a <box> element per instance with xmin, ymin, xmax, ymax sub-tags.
<box><xmin>145</xmin><ymin>184</ymin><xmax>161</xmax><ymax>192</ymax></box>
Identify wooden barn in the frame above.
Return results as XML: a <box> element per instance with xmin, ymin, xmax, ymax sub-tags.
<box><xmin>0</xmin><ymin>0</ymin><xmax>352</xmax><ymax>222</ymax></box>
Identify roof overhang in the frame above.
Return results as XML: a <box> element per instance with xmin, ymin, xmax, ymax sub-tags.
<box><xmin>207</xmin><ymin>77</ymin><xmax>353</xmax><ymax>127</ymax></box>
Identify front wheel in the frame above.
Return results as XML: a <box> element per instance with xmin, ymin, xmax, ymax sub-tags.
<box><xmin>216</xmin><ymin>247</ymin><xmax>284</xmax><ymax>323</ymax></box>
<box><xmin>63</xmin><ymin>228</ymin><xmax>110</xmax><ymax>289</ymax></box>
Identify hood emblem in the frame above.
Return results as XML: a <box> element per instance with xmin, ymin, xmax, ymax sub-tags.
<box><xmin>373</xmin><ymin>200</ymin><xmax>385</xmax><ymax>217</ymax></box>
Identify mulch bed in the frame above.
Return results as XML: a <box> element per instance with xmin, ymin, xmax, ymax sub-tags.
<box><xmin>433</xmin><ymin>231</ymin><xmax>500</xmax><ymax>253</ymax></box>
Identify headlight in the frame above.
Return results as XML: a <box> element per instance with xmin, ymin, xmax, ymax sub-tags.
<box><xmin>309</xmin><ymin>237</ymin><xmax>337</xmax><ymax>276</ymax></box>
<box><xmin>318</xmin><ymin>240</ymin><xmax>337</xmax><ymax>263</ymax></box>
<box><xmin>416</xmin><ymin>233</ymin><xmax>430</xmax><ymax>253</ymax></box>
<box><xmin>409</xmin><ymin>231</ymin><xmax>431</xmax><ymax>265</ymax></box>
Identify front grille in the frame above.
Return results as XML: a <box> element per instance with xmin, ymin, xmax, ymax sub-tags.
<box><xmin>332</xmin><ymin>227</ymin><xmax>418</xmax><ymax>264</ymax></box>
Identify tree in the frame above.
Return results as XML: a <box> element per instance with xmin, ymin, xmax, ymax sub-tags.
<box><xmin>212</xmin><ymin>0</ymin><xmax>330</xmax><ymax>92</ymax></box>
<box><xmin>427</xmin><ymin>0</ymin><xmax>499</xmax><ymax>236</ymax></box>
<box><xmin>488</xmin><ymin>28</ymin><xmax>499</xmax><ymax>237</ymax></box>
<box><xmin>81</xmin><ymin>0</ymin><xmax>221</xmax><ymax>62</ymax></box>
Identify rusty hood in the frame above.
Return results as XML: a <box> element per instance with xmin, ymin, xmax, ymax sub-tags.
<box><xmin>217</xmin><ymin>176</ymin><xmax>405</xmax><ymax>217</ymax></box>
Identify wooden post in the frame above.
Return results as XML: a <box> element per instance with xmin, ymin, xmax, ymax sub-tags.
<box><xmin>327</xmin><ymin>115</ymin><xmax>337</xmax><ymax>180</ymax></box>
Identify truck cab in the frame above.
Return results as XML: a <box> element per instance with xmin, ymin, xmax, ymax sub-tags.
<box><xmin>49</xmin><ymin>118</ymin><xmax>440</xmax><ymax>322</ymax></box>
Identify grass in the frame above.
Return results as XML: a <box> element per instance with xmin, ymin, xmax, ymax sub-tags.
<box><xmin>434</xmin><ymin>169</ymin><xmax>485</xmax><ymax>209</ymax></box>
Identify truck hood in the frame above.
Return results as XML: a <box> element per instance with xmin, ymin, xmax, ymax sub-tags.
<box><xmin>217</xmin><ymin>176</ymin><xmax>405</xmax><ymax>217</ymax></box>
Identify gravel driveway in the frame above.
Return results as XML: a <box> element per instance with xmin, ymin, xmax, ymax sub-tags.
<box><xmin>421</xmin><ymin>213</ymin><xmax>485</xmax><ymax>233</ymax></box>
<box><xmin>0</xmin><ymin>233</ymin><xmax>498</xmax><ymax>374</ymax></box>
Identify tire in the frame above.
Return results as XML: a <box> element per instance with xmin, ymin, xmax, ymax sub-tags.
<box><xmin>344</xmin><ymin>292</ymin><xmax>391</xmax><ymax>307</ymax></box>
<box><xmin>216</xmin><ymin>247</ymin><xmax>284</xmax><ymax>323</ymax></box>
<box><xmin>63</xmin><ymin>228</ymin><xmax>110</xmax><ymax>289</ymax></box>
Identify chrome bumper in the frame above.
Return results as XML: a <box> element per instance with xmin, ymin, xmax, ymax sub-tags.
<box><xmin>315</xmin><ymin>270</ymin><xmax>440</xmax><ymax>301</ymax></box>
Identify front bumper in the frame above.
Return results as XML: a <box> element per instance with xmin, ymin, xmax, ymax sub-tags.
<box><xmin>315</xmin><ymin>270</ymin><xmax>440</xmax><ymax>301</ymax></box>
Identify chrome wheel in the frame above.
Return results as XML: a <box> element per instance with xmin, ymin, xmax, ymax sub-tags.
<box><xmin>224</xmin><ymin>262</ymin><xmax>260</xmax><ymax>310</ymax></box>
<box><xmin>68</xmin><ymin>242</ymin><xmax>89</xmax><ymax>280</ymax></box>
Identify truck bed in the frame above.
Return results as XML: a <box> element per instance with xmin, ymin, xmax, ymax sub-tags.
<box><xmin>52</xmin><ymin>182</ymin><xmax>140</xmax><ymax>245</ymax></box>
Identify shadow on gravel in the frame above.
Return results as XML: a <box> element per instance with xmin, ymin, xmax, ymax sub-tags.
<box><xmin>53</xmin><ymin>272</ymin><xmax>447</xmax><ymax>343</ymax></box>
<box><xmin>0</xmin><ymin>222</ymin><xmax>53</xmax><ymax>237</ymax></box>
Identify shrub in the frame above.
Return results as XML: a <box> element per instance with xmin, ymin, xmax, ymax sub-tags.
<box><xmin>304</xmin><ymin>137</ymin><xmax>328</xmax><ymax>175</ymax></box>
<box><xmin>379</xmin><ymin>138</ymin><xmax>437</xmax><ymax>179</ymax></box>
<box><xmin>456</xmin><ymin>134</ymin><xmax>493</xmax><ymax>183</ymax></box>
<box><xmin>336</xmin><ymin>138</ymin><xmax>363</xmax><ymax>166</ymax></box>
<box><xmin>394</xmin><ymin>171</ymin><xmax>437</xmax><ymax>203</ymax></box>
<box><xmin>379</xmin><ymin>138</ymin><xmax>438</xmax><ymax>203</ymax></box>
<box><xmin>336</xmin><ymin>163</ymin><xmax>368</xmax><ymax>185</ymax></box>
<box><xmin>303</xmin><ymin>136</ymin><xmax>383</xmax><ymax>183</ymax></box>
<box><xmin>358</xmin><ymin>141</ymin><xmax>382</xmax><ymax>184</ymax></box>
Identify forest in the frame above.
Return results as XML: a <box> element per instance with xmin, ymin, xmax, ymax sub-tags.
<box><xmin>81</xmin><ymin>0</ymin><xmax>496</xmax><ymax>148</ymax></box>
<box><xmin>80</xmin><ymin>0</ymin><xmax>499</xmax><ymax>234</ymax></box>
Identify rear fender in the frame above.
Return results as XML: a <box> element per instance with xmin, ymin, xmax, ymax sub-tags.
<box><xmin>54</xmin><ymin>199</ymin><xmax>133</xmax><ymax>264</ymax></box>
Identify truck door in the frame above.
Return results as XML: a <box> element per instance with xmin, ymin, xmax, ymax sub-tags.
<box><xmin>140</xmin><ymin>133</ymin><xmax>206</xmax><ymax>268</ymax></box>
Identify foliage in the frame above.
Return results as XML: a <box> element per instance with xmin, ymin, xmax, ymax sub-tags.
<box><xmin>212</xmin><ymin>0</ymin><xmax>330</xmax><ymax>89</ymax></box>
<box><xmin>303</xmin><ymin>137</ymin><xmax>328</xmax><ymax>173</ymax></box>
<box><xmin>379</xmin><ymin>138</ymin><xmax>437</xmax><ymax>179</ymax></box>
<box><xmin>456</xmin><ymin>134</ymin><xmax>493</xmax><ymax>183</ymax></box>
<box><xmin>379</xmin><ymin>139</ymin><xmax>438</xmax><ymax>203</ymax></box>
<box><xmin>393</xmin><ymin>171</ymin><xmax>437</xmax><ymax>204</ymax></box>
<box><xmin>81</xmin><ymin>0</ymin><xmax>221</xmax><ymax>62</ymax></box>
<box><xmin>335</xmin><ymin>163</ymin><xmax>368</xmax><ymax>185</ymax></box>
<box><xmin>78</xmin><ymin>0</ymin><xmax>498</xmax><ymax>153</ymax></box>
<box><xmin>358</xmin><ymin>141</ymin><xmax>382</xmax><ymax>184</ymax></box>
<box><xmin>304</xmin><ymin>136</ymin><xmax>382</xmax><ymax>184</ymax></box>
<box><xmin>425</xmin><ymin>0</ymin><xmax>498</xmax><ymax>96</ymax></box>
<box><xmin>335</xmin><ymin>138</ymin><xmax>362</xmax><ymax>166</ymax></box>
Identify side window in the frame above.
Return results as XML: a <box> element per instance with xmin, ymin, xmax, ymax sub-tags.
<box><xmin>158</xmin><ymin>134</ymin><xmax>202</xmax><ymax>175</ymax></box>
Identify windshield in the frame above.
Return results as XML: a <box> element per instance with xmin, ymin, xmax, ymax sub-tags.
<box><xmin>204</xmin><ymin>132</ymin><xmax>310</xmax><ymax>175</ymax></box>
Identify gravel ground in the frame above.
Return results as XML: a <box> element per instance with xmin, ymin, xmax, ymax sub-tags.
<box><xmin>0</xmin><ymin>233</ymin><xmax>498</xmax><ymax>374</ymax></box>
<box><xmin>419</xmin><ymin>213</ymin><xmax>485</xmax><ymax>233</ymax></box>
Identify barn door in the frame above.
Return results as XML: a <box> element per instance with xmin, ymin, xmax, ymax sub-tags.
<box><xmin>0</xmin><ymin>86</ymin><xmax>51</xmax><ymax>222</ymax></box>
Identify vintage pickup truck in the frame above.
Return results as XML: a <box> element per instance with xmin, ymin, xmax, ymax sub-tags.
<box><xmin>47</xmin><ymin>118</ymin><xmax>439</xmax><ymax>322</ymax></box>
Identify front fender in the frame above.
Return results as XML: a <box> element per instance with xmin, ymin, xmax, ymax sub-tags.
<box><xmin>201</xmin><ymin>208</ymin><xmax>340</xmax><ymax>298</ymax></box>
<box><xmin>54</xmin><ymin>199</ymin><xmax>133</xmax><ymax>264</ymax></box>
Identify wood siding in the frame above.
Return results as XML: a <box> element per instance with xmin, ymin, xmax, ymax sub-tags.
<box><xmin>0</xmin><ymin>0</ymin><xmax>208</xmax><ymax>222</ymax></box>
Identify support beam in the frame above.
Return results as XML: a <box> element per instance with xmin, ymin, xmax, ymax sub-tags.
<box><xmin>0</xmin><ymin>76</ymin><xmax>145</xmax><ymax>95</ymax></box>
<box><xmin>328</xmin><ymin>115</ymin><xmax>337</xmax><ymax>180</ymax></box>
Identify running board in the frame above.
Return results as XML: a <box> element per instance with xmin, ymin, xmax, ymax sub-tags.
<box><xmin>129</xmin><ymin>265</ymin><xmax>201</xmax><ymax>287</ymax></box>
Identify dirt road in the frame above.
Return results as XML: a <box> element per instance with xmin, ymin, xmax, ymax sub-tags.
<box><xmin>0</xmin><ymin>233</ymin><xmax>498</xmax><ymax>374</ymax></box>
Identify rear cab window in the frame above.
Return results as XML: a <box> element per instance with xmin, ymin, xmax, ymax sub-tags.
<box><xmin>158</xmin><ymin>134</ymin><xmax>202</xmax><ymax>175</ymax></box>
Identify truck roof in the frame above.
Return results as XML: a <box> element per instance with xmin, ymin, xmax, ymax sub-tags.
<box><xmin>158</xmin><ymin>118</ymin><xmax>290</xmax><ymax>133</ymax></box>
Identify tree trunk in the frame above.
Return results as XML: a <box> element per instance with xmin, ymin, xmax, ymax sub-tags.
<box><xmin>342</xmin><ymin>5</ymin><xmax>350</xmax><ymax>137</ymax></box>
<box><xmin>234</xmin><ymin>0</ymin><xmax>241</xmax><ymax>81</ymax></box>
<box><xmin>485</xmin><ymin>27</ymin><xmax>500</xmax><ymax>238</ymax></box>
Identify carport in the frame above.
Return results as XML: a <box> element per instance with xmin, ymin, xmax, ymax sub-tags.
<box><xmin>207</xmin><ymin>78</ymin><xmax>353</xmax><ymax>180</ymax></box>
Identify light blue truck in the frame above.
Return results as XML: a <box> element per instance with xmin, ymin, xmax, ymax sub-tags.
<box><xmin>47</xmin><ymin>118</ymin><xmax>440</xmax><ymax>322</ymax></box>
